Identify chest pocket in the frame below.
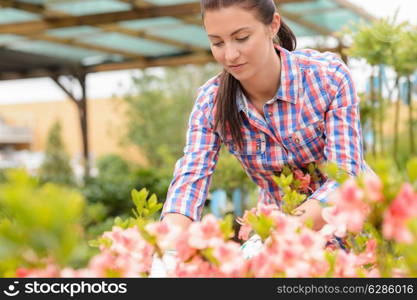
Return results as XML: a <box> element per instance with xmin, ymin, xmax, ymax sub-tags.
<box><xmin>224</xmin><ymin>135</ymin><xmax>266</xmax><ymax>157</ymax></box>
<box><xmin>282</xmin><ymin>121</ymin><xmax>325</xmax><ymax>164</ymax></box>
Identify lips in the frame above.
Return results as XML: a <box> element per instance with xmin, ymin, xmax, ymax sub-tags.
<box><xmin>228</xmin><ymin>63</ymin><xmax>246</xmax><ymax>72</ymax></box>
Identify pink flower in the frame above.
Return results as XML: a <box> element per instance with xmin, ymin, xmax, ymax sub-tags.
<box><xmin>97</xmin><ymin>226</ymin><xmax>154</xmax><ymax>276</ymax></box>
<box><xmin>298</xmin><ymin>228</ymin><xmax>327</xmax><ymax>260</ymax></box>
<box><xmin>321</xmin><ymin>207</ymin><xmax>348</xmax><ymax>238</ymax></box>
<box><xmin>256</xmin><ymin>203</ymin><xmax>280</xmax><ymax>218</ymax></box>
<box><xmin>187</xmin><ymin>215</ymin><xmax>223</xmax><ymax>249</ymax></box>
<box><xmin>356</xmin><ymin>239</ymin><xmax>377</xmax><ymax>266</ymax></box>
<box><xmin>238</xmin><ymin>223</ymin><xmax>251</xmax><ymax>241</ymax></box>
<box><xmin>212</xmin><ymin>241</ymin><xmax>247</xmax><ymax>277</ymax></box>
<box><xmin>146</xmin><ymin>222</ymin><xmax>181</xmax><ymax>251</ymax></box>
<box><xmin>16</xmin><ymin>264</ymin><xmax>60</xmax><ymax>278</ymax></box>
<box><xmin>334</xmin><ymin>250</ymin><xmax>361</xmax><ymax>277</ymax></box>
<box><xmin>175</xmin><ymin>232</ymin><xmax>196</xmax><ymax>261</ymax></box>
<box><xmin>365</xmin><ymin>268</ymin><xmax>380</xmax><ymax>278</ymax></box>
<box><xmin>391</xmin><ymin>268</ymin><xmax>408</xmax><ymax>278</ymax></box>
<box><xmin>87</xmin><ymin>251</ymin><xmax>118</xmax><ymax>277</ymax></box>
<box><xmin>322</xmin><ymin>179</ymin><xmax>370</xmax><ymax>236</ymax></box>
<box><xmin>383</xmin><ymin>183</ymin><xmax>417</xmax><ymax>244</ymax></box>
<box><xmin>247</xmin><ymin>219</ymin><xmax>329</xmax><ymax>278</ymax></box>
<box><xmin>249</xmin><ymin>251</ymin><xmax>281</xmax><ymax>277</ymax></box>
<box><xmin>272</xmin><ymin>211</ymin><xmax>300</xmax><ymax>235</ymax></box>
<box><xmin>60</xmin><ymin>268</ymin><xmax>96</xmax><ymax>278</ymax></box>
<box><xmin>363</xmin><ymin>173</ymin><xmax>384</xmax><ymax>202</ymax></box>
<box><xmin>175</xmin><ymin>256</ymin><xmax>219</xmax><ymax>278</ymax></box>
<box><xmin>294</xmin><ymin>169</ymin><xmax>312</xmax><ymax>193</ymax></box>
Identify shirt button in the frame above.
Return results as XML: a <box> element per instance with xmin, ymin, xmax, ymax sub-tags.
<box><xmin>268</xmin><ymin>112</ymin><xmax>273</xmax><ymax>117</ymax></box>
<box><xmin>294</xmin><ymin>138</ymin><xmax>300</xmax><ymax>144</ymax></box>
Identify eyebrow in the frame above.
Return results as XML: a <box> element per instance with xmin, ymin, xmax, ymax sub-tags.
<box><xmin>207</xmin><ymin>27</ymin><xmax>251</xmax><ymax>38</ymax></box>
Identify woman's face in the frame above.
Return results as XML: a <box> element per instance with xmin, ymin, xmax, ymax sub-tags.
<box><xmin>203</xmin><ymin>5</ymin><xmax>279</xmax><ymax>81</ymax></box>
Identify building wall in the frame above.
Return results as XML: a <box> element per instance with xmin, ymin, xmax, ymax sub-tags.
<box><xmin>0</xmin><ymin>98</ymin><xmax>147</xmax><ymax>165</ymax></box>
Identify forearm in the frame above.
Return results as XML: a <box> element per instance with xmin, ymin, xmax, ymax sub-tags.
<box><xmin>294</xmin><ymin>198</ymin><xmax>326</xmax><ymax>231</ymax></box>
<box><xmin>162</xmin><ymin>213</ymin><xmax>193</xmax><ymax>232</ymax></box>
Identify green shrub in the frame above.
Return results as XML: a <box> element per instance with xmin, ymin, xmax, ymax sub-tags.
<box><xmin>82</xmin><ymin>154</ymin><xmax>169</xmax><ymax>218</ymax></box>
<box><xmin>0</xmin><ymin>170</ymin><xmax>88</xmax><ymax>276</ymax></box>
<box><xmin>38</xmin><ymin>121</ymin><xmax>75</xmax><ymax>186</ymax></box>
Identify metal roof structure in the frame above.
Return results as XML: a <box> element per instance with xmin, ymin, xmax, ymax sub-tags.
<box><xmin>0</xmin><ymin>0</ymin><xmax>373</xmax><ymax>178</ymax></box>
<box><xmin>0</xmin><ymin>0</ymin><xmax>373</xmax><ymax>80</ymax></box>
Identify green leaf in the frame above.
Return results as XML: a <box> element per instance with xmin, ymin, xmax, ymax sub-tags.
<box><xmin>324</xmin><ymin>251</ymin><xmax>336</xmax><ymax>277</ymax></box>
<box><xmin>201</xmin><ymin>248</ymin><xmax>220</xmax><ymax>266</ymax></box>
<box><xmin>248</xmin><ymin>214</ymin><xmax>274</xmax><ymax>241</ymax></box>
<box><xmin>406</xmin><ymin>157</ymin><xmax>417</xmax><ymax>184</ymax></box>
<box><xmin>219</xmin><ymin>214</ymin><xmax>234</xmax><ymax>240</ymax></box>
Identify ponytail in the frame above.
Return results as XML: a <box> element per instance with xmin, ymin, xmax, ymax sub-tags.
<box><xmin>277</xmin><ymin>20</ymin><xmax>297</xmax><ymax>51</ymax></box>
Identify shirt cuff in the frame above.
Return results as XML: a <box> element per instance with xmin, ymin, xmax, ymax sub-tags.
<box><xmin>307</xmin><ymin>179</ymin><xmax>340</xmax><ymax>204</ymax></box>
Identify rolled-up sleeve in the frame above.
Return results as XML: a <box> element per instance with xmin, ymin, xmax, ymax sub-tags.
<box><xmin>161</xmin><ymin>88</ymin><xmax>221</xmax><ymax>221</ymax></box>
<box><xmin>308</xmin><ymin>58</ymin><xmax>365</xmax><ymax>203</ymax></box>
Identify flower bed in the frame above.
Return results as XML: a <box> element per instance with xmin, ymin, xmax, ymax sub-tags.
<box><xmin>6</xmin><ymin>159</ymin><xmax>417</xmax><ymax>278</ymax></box>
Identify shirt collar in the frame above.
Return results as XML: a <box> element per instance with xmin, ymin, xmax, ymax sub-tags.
<box><xmin>237</xmin><ymin>45</ymin><xmax>300</xmax><ymax>112</ymax></box>
<box><xmin>275</xmin><ymin>45</ymin><xmax>300</xmax><ymax>105</ymax></box>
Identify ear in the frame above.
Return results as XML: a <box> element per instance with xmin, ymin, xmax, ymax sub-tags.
<box><xmin>270</xmin><ymin>13</ymin><xmax>281</xmax><ymax>38</ymax></box>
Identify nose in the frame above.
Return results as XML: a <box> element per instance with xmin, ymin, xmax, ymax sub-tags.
<box><xmin>224</xmin><ymin>44</ymin><xmax>240</xmax><ymax>63</ymax></box>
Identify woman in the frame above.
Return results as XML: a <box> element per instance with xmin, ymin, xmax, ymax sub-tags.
<box><xmin>161</xmin><ymin>0</ymin><xmax>372</xmax><ymax>240</ymax></box>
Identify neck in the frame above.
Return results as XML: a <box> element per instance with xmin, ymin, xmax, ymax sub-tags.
<box><xmin>240</xmin><ymin>46</ymin><xmax>281</xmax><ymax>104</ymax></box>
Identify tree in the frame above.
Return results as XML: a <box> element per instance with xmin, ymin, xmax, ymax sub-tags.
<box><xmin>390</xmin><ymin>28</ymin><xmax>417</xmax><ymax>158</ymax></box>
<box><xmin>345</xmin><ymin>17</ymin><xmax>405</xmax><ymax>156</ymax></box>
<box><xmin>38</xmin><ymin>120</ymin><xmax>75</xmax><ymax>186</ymax></box>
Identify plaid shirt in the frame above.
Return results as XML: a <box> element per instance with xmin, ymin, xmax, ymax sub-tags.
<box><xmin>162</xmin><ymin>46</ymin><xmax>372</xmax><ymax>221</ymax></box>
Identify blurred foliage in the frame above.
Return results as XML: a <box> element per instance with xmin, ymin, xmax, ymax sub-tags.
<box><xmin>344</xmin><ymin>16</ymin><xmax>407</xmax><ymax>66</ymax></box>
<box><xmin>343</xmin><ymin>17</ymin><xmax>417</xmax><ymax>163</ymax></box>
<box><xmin>0</xmin><ymin>169</ymin><xmax>6</xmax><ymax>184</ymax></box>
<box><xmin>211</xmin><ymin>149</ymin><xmax>255</xmax><ymax>196</ymax></box>
<box><xmin>82</xmin><ymin>154</ymin><xmax>169</xmax><ymax>218</ymax></box>
<box><xmin>89</xmin><ymin>187</ymin><xmax>165</xmax><ymax>256</ymax></box>
<box><xmin>388</xmin><ymin>27</ymin><xmax>417</xmax><ymax>77</ymax></box>
<box><xmin>38</xmin><ymin>121</ymin><xmax>75</xmax><ymax>186</ymax></box>
<box><xmin>96</xmin><ymin>154</ymin><xmax>129</xmax><ymax>177</ymax></box>
<box><xmin>0</xmin><ymin>170</ymin><xmax>89</xmax><ymax>276</ymax></box>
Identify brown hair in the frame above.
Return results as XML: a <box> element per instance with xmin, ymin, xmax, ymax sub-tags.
<box><xmin>201</xmin><ymin>0</ymin><xmax>297</xmax><ymax>149</ymax></box>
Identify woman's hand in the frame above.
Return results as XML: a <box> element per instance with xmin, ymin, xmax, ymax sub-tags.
<box><xmin>292</xmin><ymin>199</ymin><xmax>326</xmax><ymax>231</ymax></box>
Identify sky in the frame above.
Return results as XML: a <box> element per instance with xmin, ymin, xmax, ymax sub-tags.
<box><xmin>0</xmin><ymin>0</ymin><xmax>415</xmax><ymax>105</ymax></box>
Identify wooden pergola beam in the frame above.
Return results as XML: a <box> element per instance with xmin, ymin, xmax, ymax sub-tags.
<box><xmin>280</xmin><ymin>9</ymin><xmax>333</xmax><ymax>36</ymax></box>
<box><xmin>0</xmin><ymin>2</ymin><xmax>202</xmax><ymax>35</ymax></box>
<box><xmin>2</xmin><ymin>0</ymin><xmax>207</xmax><ymax>56</ymax></box>
<box><xmin>0</xmin><ymin>68</ymin><xmax>74</xmax><ymax>81</ymax></box>
<box><xmin>0</xmin><ymin>0</ymin><xmax>318</xmax><ymax>35</ymax></box>
<box><xmin>29</xmin><ymin>34</ymin><xmax>146</xmax><ymax>59</ymax></box>
<box><xmin>0</xmin><ymin>0</ymin><xmax>67</xmax><ymax>18</ymax></box>
<box><xmin>333</xmin><ymin>0</ymin><xmax>375</xmax><ymax>21</ymax></box>
<box><xmin>99</xmin><ymin>24</ymin><xmax>207</xmax><ymax>52</ymax></box>
<box><xmin>0</xmin><ymin>52</ymin><xmax>215</xmax><ymax>80</ymax></box>
<box><xmin>90</xmin><ymin>52</ymin><xmax>215</xmax><ymax>73</ymax></box>
<box><xmin>51</xmin><ymin>73</ymin><xmax>91</xmax><ymax>179</ymax></box>
<box><xmin>118</xmin><ymin>0</ymin><xmax>154</xmax><ymax>8</ymax></box>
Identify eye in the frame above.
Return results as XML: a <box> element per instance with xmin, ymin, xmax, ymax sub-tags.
<box><xmin>236</xmin><ymin>36</ymin><xmax>249</xmax><ymax>42</ymax></box>
<box><xmin>212</xmin><ymin>41</ymin><xmax>224</xmax><ymax>47</ymax></box>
